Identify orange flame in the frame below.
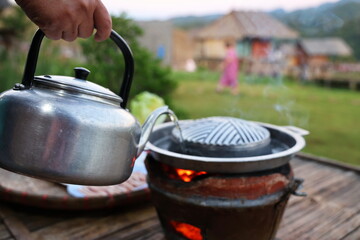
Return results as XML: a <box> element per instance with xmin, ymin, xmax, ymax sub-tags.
<box><xmin>170</xmin><ymin>220</ymin><xmax>203</xmax><ymax>240</ymax></box>
<box><xmin>175</xmin><ymin>169</ymin><xmax>207</xmax><ymax>182</ymax></box>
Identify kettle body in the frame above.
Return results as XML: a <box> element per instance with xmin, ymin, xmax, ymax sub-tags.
<box><xmin>0</xmin><ymin>29</ymin><xmax>171</xmax><ymax>185</ymax></box>
<box><xmin>0</xmin><ymin>86</ymin><xmax>141</xmax><ymax>185</ymax></box>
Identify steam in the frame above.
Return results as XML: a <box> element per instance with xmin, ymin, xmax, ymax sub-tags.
<box><xmin>260</xmin><ymin>48</ymin><xmax>310</xmax><ymax>127</ymax></box>
<box><xmin>265</xmin><ymin>81</ymin><xmax>309</xmax><ymax>127</ymax></box>
<box><xmin>273</xmin><ymin>101</ymin><xmax>296</xmax><ymax>126</ymax></box>
<box><xmin>222</xmin><ymin>61</ymin><xmax>309</xmax><ymax>128</ymax></box>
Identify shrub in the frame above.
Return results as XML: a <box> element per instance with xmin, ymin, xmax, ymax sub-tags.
<box><xmin>79</xmin><ymin>14</ymin><xmax>177</xmax><ymax>106</ymax></box>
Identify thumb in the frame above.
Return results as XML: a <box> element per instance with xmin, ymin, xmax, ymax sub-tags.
<box><xmin>94</xmin><ymin>3</ymin><xmax>112</xmax><ymax>42</ymax></box>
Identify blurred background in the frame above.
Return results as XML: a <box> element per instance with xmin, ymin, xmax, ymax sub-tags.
<box><xmin>0</xmin><ymin>0</ymin><xmax>358</xmax><ymax>166</ymax></box>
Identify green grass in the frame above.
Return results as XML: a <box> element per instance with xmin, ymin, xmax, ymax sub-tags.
<box><xmin>170</xmin><ymin>71</ymin><xmax>360</xmax><ymax>166</ymax></box>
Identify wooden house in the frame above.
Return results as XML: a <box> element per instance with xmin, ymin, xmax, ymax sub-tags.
<box><xmin>136</xmin><ymin>21</ymin><xmax>194</xmax><ymax>71</ymax></box>
<box><xmin>296</xmin><ymin>38</ymin><xmax>353</xmax><ymax>80</ymax></box>
<box><xmin>194</xmin><ymin>10</ymin><xmax>299</xmax><ymax>72</ymax></box>
<box><xmin>297</xmin><ymin>38</ymin><xmax>352</xmax><ymax>65</ymax></box>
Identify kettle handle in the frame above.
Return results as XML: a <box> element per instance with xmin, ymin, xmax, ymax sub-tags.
<box><xmin>21</xmin><ymin>29</ymin><xmax>134</xmax><ymax>108</ymax></box>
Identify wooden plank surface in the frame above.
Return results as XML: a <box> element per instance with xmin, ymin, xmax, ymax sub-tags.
<box><xmin>276</xmin><ymin>155</ymin><xmax>360</xmax><ymax>240</ymax></box>
<box><xmin>0</xmin><ymin>154</ymin><xmax>358</xmax><ymax>240</ymax></box>
<box><xmin>0</xmin><ymin>222</ymin><xmax>14</xmax><ymax>240</ymax></box>
<box><xmin>0</xmin><ymin>163</ymin><xmax>150</xmax><ymax>211</ymax></box>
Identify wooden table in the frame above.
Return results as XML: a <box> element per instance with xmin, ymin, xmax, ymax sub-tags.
<box><xmin>0</xmin><ymin>153</ymin><xmax>359</xmax><ymax>240</ymax></box>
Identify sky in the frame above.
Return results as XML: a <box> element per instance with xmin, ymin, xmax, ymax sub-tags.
<box><xmin>102</xmin><ymin>0</ymin><xmax>339</xmax><ymax>20</ymax></box>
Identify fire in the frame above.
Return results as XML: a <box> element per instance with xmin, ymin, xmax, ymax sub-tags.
<box><xmin>161</xmin><ymin>163</ymin><xmax>208</xmax><ymax>182</ymax></box>
<box><xmin>174</xmin><ymin>168</ymin><xmax>207</xmax><ymax>182</ymax></box>
<box><xmin>170</xmin><ymin>220</ymin><xmax>203</xmax><ymax>240</ymax></box>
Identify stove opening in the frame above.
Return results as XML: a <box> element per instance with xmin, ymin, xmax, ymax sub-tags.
<box><xmin>162</xmin><ymin>164</ymin><xmax>208</xmax><ymax>182</ymax></box>
<box><xmin>174</xmin><ymin>168</ymin><xmax>207</xmax><ymax>182</ymax></box>
<box><xmin>170</xmin><ymin>220</ymin><xmax>203</xmax><ymax>240</ymax></box>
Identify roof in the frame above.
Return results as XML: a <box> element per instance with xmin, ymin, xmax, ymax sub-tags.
<box><xmin>196</xmin><ymin>10</ymin><xmax>299</xmax><ymax>40</ymax></box>
<box><xmin>300</xmin><ymin>38</ymin><xmax>353</xmax><ymax>56</ymax></box>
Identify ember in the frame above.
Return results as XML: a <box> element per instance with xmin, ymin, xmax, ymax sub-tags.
<box><xmin>174</xmin><ymin>169</ymin><xmax>207</xmax><ymax>182</ymax></box>
<box><xmin>145</xmin><ymin>117</ymin><xmax>307</xmax><ymax>240</ymax></box>
<box><xmin>161</xmin><ymin>164</ymin><xmax>207</xmax><ymax>182</ymax></box>
<box><xmin>146</xmin><ymin>157</ymin><xmax>302</xmax><ymax>240</ymax></box>
<box><xmin>170</xmin><ymin>221</ymin><xmax>203</xmax><ymax>240</ymax></box>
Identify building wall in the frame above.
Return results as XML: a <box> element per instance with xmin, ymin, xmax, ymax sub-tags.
<box><xmin>252</xmin><ymin>39</ymin><xmax>271</xmax><ymax>59</ymax></box>
<box><xmin>196</xmin><ymin>38</ymin><xmax>274</xmax><ymax>60</ymax></box>
<box><xmin>308</xmin><ymin>56</ymin><xmax>329</xmax><ymax>66</ymax></box>
<box><xmin>237</xmin><ymin>39</ymin><xmax>251</xmax><ymax>58</ymax></box>
<box><xmin>194</xmin><ymin>38</ymin><xmax>239</xmax><ymax>70</ymax></box>
<box><xmin>172</xmin><ymin>29</ymin><xmax>194</xmax><ymax>70</ymax></box>
<box><xmin>195</xmin><ymin>39</ymin><xmax>226</xmax><ymax>59</ymax></box>
<box><xmin>137</xmin><ymin>21</ymin><xmax>173</xmax><ymax>66</ymax></box>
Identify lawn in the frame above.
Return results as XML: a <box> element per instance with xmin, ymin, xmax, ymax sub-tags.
<box><xmin>169</xmin><ymin>71</ymin><xmax>360</xmax><ymax>166</ymax></box>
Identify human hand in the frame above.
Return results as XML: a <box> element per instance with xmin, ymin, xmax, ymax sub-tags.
<box><xmin>15</xmin><ymin>0</ymin><xmax>112</xmax><ymax>42</ymax></box>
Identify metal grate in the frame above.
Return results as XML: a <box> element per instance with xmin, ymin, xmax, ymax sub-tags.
<box><xmin>172</xmin><ymin>117</ymin><xmax>270</xmax><ymax>148</ymax></box>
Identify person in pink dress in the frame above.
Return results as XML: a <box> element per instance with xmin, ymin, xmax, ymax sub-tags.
<box><xmin>217</xmin><ymin>42</ymin><xmax>239</xmax><ymax>95</ymax></box>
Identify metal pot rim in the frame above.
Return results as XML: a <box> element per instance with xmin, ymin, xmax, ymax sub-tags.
<box><xmin>145</xmin><ymin>120</ymin><xmax>307</xmax><ymax>172</ymax></box>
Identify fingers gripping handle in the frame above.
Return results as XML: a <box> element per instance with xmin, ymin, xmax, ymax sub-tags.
<box><xmin>21</xmin><ymin>29</ymin><xmax>134</xmax><ymax>108</ymax></box>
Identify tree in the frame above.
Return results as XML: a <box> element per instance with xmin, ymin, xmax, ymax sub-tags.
<box><xmin>0</xmin><ymin>10</ymin><xmax>178</xmax><ymax>113</ymax></box>
<box><xmin>79</xmin><ymin>14</ymin><xmax>177</xmax><ymax>105</ymax></box>
<box><xmin>334</xmin><ymin>17</ymin><xmax>360</xmax><ymax>60</ymax></box>
<box><xmin>0</xmin><ymin>6</ymin><xmax>35</xmax><ymax>92</ymax></box>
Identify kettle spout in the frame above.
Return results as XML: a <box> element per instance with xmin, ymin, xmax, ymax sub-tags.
<box><xmin>137</xmin><ymin>106</ymin><xmax>175</xmax><ymax>155</ymax></box>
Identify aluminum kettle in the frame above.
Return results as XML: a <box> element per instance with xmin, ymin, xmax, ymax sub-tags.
<box><xmin>0</xmin><ymin>29</ymin><xmax>172</xmax><ymax>186</ymax></box>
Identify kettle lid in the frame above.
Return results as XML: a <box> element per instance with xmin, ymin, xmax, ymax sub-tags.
<box><xmin>34</xmin><ymin>67</ymin><xmax>122</xmax><ymax>103</ymax></box>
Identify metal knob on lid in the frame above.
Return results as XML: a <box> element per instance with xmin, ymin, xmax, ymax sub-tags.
<box><xmin>172</xmin><ymin>117</ymin><xmax>271</xmax><ymax>157</ymax></box>
<box><xmin>74</xmin><ymin>67</ymin><xmax>90</xmax><ymax>80</ymax></box>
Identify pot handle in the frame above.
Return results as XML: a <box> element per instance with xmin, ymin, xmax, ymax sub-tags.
<box><xmin>20</xmin><ymin>29</ymin><xmax>134</xmax><ymax>108</ymax></box>
<box><xmin>289</xmin><ymin>178</ymin><xmax>307</xmax><ymax>197</ymax></box>
<box><xmin>281</xmin><ymin>126</ymin><xmax>310</xmax><ymax>136</ymax></box>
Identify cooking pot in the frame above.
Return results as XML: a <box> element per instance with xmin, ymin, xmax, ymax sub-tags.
<box><xmin>146</xmin><ymin>117</ymin><xmax>309</xmax><ymax>173</ymax></box>
<box><xmin>0</xmin><ymin>29</ymin><xmax>172</xmax><ymax>186</ymax></box>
